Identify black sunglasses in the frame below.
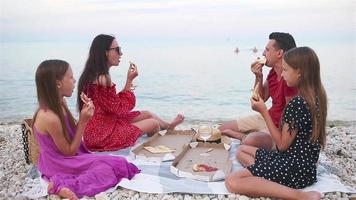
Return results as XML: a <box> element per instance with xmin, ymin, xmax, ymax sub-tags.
<box><xmin>107</xmin><ymin>46</ymin><xmax>122</xmax><ymax>54</ymax></box>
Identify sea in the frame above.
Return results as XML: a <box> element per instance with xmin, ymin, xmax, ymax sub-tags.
<box><xmin>0</xmin><ymin>39</ymin><xmax>355</xmax><ymax>124</ymax></box>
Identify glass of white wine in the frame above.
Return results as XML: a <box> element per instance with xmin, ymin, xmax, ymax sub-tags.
<box><xmin>198</xmin><ymin>121</ymin><xmax>212</xmax><ymax>143</ymax></box>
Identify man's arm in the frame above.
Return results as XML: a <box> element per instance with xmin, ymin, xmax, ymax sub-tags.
<box><xmin>261</xmin><ymin>80</ymin><xmax>270</xmax><ymax>102</ymax></box>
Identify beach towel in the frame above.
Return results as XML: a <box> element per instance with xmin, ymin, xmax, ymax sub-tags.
<box><xmin>21</xmin><ymin>134</ymin><xmax>355</xmax><ymax>199</ymax></box>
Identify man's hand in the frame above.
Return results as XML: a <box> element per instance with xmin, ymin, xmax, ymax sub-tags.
<box><xmin>251</xmin><ymin>61</ymin><xmax>263</xmax><ymax>77</ymax></box>
<box><xmin>250</xmin><ymin>96</ymin><xmax>267</xmax><ymax>114</ymax></box>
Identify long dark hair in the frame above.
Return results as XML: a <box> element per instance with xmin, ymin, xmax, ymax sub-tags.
<box><xmin>33</xmin><ymin>59</ymin><xmax>76</xmax><ymax>142</ymax></box>
<box><xmin>284</xmin><ymin>47</ymin><xmax>327</xmax><ymax>148</ymax></box>
<box><xmin>77</xmin><ymin>34</ymin><xmax>115</xmax><ymax>111</ymax></box>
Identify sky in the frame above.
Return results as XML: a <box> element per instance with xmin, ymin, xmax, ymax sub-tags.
<box><xmin>0</xmin><ymin>0</ymin><xmax>355</xmax><ymax>43</ymax></box>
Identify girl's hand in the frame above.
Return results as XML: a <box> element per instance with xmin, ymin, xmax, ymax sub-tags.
<box><xmin>80</xmin><ymin>103</ymin><xmax>94</xmax><ymax>123</ymax></box>
<box><xmin>127</xmin><ymin>62</ymin><xmax>138</xmax><ymax>81</ymax></box>
<box><xmin>79</xmin><ymin>94</ymin><xmax>94</xmax><ymax>123</ymax></box>
<box><xmin>250</xmin><ymin>95</ymin><xmax>267</xmax><ymax>113</ymax></box>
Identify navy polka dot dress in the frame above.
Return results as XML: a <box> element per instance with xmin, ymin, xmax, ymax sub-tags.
<box><xmin>247</xmin><ymin>96</ymin><xmax>321</xmax><ymax>189</ymax></box>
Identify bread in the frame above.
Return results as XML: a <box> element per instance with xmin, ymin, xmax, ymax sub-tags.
<box><xmin>252</xmin><ymin>83</ymin><xmax>259</xmax><ymax>101</ymax></box>
<box><xmin>256</xmin><ymin>56</ymin><xmax>267</xmax><ymax>65</ymax></box>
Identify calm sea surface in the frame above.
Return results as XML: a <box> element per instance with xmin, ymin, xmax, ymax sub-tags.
<box><xmin>0</xmin><ymin>40</ymin><xmax>355</xmax><ymax>123</ymax></box>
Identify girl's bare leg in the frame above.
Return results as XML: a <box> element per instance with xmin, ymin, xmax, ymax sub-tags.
<box><xmin>48</xmin><ymin>182</ymin><xmax>78</xmax><ymax>200</ymax></box>
<box><xmin>225</xmin><ymin>169</ymin><xmax>321</xmax><ymax>200</ymax></box>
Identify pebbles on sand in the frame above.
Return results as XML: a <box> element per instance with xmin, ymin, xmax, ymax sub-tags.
<box><xmin>0</xmin><ymin>122</ymin><xmax>355</xmax><ymax>200</ymax></box>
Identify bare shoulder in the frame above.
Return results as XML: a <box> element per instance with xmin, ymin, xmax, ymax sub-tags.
<box><xmin>34</xmin><ymin>109</ymin><xmax>61</xmax><ymax>134</ymax></box>
<box><xmin>94</xmin><ymin>74</ymin><xmax>112</xmax><ymax>87</ymax></box>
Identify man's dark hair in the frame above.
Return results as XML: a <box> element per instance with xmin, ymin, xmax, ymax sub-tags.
<box><xmin>269</xmin><ymin>32</ymin><xmax>296</xmax><ymax>52</ymax></box>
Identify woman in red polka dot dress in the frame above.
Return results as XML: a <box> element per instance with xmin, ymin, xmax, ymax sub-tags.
<box><xmin>77</xmin><ymin>34</ymin><xmax>184</xmax><ymax>151</ymax></box>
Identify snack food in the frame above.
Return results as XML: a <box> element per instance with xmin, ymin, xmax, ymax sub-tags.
<box><xmin>256</xmin><ymin>56</ymin><xmax>267</xmax><ymax>65</ymax></box>
<box><xmin>192</xmin><ymin>164</ymin><xmax>218</xmax><ymax>172</ymax></box>
<box><xmin>129</xmin><ymin>61</ymin><xmax>136</xmax><ymax>71</ymax></box>
<box><xmin>252</xmin><ymin>82</ymin><xmax>260</xmax><ymax>101</ymax></box>
<box><xmin>144</xmin><ymin>145</ymin><xmax>175</xmax><ymax>154</ymax></box>
<box><xmin>80</xmin><ymin>92</ymin><xmax>90</xmax><ymax>104</ymax></box>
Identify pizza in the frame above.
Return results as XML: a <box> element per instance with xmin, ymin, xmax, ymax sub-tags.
<box><xmin>144</xmin><ymin>145</ymin><xmax>175</xmax><ymax>154</ymax></box>
<box><xmin>129</xmin><ymin>61</ymin><xmax>136</xmax><ymax>71</ymax></box>
<box><xmin>192</xmin><ymin>164</ymin><xmax>218</xmax><ymax>172</ymax></box>
<box><xmin>252</xmin><ymin>82</ymin><xmax>260</xmax><ymax>101</ymax></box>
<box><xmin>256</xmin><ymin>56</ymin><xmax>267</xmax><ymax>65</ymax></box>
<box><xmin>80</xmin><ymin>92</ymin><xmax>90</xmax><ymax>104</ymax></box>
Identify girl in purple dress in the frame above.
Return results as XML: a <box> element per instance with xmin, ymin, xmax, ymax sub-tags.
<box><xmin>33</xmin><ymin>59</ymin><xmax>140</xmax><ymax>199</ymax></box>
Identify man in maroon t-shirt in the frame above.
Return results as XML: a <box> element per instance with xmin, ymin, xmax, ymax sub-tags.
<box><xmin>219</xmin><ymin>32</ymin><xmax>297</xmax><ymax>150</ymax></box>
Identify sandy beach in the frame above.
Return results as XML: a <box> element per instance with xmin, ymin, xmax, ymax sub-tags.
<box><xmin>0</xmin><ymin>121</ymin><xmax>355</xmax><ymax>200</ymax></box>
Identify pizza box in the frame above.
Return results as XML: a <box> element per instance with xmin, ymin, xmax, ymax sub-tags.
<box><xmin>170</xmin><ymin>142</ymin><xmax>232</xmax><ymax>182</ymax></box>
<box><xmin>131</xmin><ymin>129</ymin><xmax>195</xmax><ymax>162</ymax></box>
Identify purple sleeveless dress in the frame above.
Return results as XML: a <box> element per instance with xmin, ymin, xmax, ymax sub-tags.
<box><xmin>34</xmin><ymin>116</ymin><xmax>140</xmax><ymax>198</ymax></box>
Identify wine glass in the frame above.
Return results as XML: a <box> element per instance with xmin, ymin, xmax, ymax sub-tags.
<box><xmin>198</xmin><ymin>121</ymin><xmax>212</xmax><ymax>143</ymax></box>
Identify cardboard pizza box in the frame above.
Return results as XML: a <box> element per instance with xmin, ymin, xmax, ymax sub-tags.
<box><xmin>131</xmin><ymin>130</ymin><xmax>195</xmax><ymax>162</ymax></box>
<box><xmin>170</xmin><ymin>142</ymin><xmax>232</xmax><ymax>182</ymax></box>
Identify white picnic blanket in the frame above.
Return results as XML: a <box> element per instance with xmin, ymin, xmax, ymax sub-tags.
<box><xmin>21</xmin><ymin>136</ymin><xmax>355</xmax><ymax>199</ymax></box>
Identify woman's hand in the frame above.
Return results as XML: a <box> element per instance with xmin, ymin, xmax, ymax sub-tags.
<box><xmin>250</xmin><ymin>95</ymin><xmax>267</xmax><ymax>114</ymax></box>
<box><xmin>127</xmin><ymin>62</ymin><xmax>138</xmax><ymax>82</ymax></box>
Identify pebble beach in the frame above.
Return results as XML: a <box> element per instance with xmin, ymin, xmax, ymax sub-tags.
<box><xmin>0</xmin><ymin>121</ymin><xmax>355</xmax><ymax>200</ymax></box>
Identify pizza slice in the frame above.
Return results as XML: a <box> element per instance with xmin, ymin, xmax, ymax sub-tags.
<box><xmin>80</xmin><ymin>92</ymin><xmax>90</xmax><ymax>104</ymax></box>
<box><xmin>129</xmin><ymin>61</ymin><xmax>136</xmax><ymax>71</ymax></box>
<box><xmin>256</xmin><ymin>56</ymin><xmax>267</xmax><ymax>65</ymax></box>
<box><xmin>144</xmin><ymin>145</ymin><xmax>175</xmax><ymax>154</ymax></box>
<box><xmin>192</xmin><ymin>164</ymin><xmax>218</xmax><ymax>172</ymax></box>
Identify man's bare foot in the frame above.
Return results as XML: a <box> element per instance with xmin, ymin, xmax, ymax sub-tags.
<box><xmin>58</xmin><ymin>187</ymin><xmax>78</xmax><ymax>200</ymax></box>
<box><xmin>221</xmin><ymin>129</ymin><xmax>246</xmax><ymax>140</ymax></box>
<box><xmin>301</xmin><ymin>191</ymin><xmax>321</xmax><ymax>200</ymax></box>
<box><xmin>168</xmin><ymin>114</ymin><xmax>185</xmax><ymax>130</ymax></box>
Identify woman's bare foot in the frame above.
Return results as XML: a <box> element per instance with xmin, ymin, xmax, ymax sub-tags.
<box><xmin>167</xmin><ymin>114</ymin><xmax>185</xmax><ymax>130</ymax></box>
<box><xmin>58</xmin><ymin>187</ymin><xmax>78</xmax><ymax>200</ymax></box>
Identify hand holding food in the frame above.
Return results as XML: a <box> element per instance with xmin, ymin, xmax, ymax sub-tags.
<box><xmin>80</xmin><ymin>92</ymin><xmax>94</xmax><ymax>120</ymax></box>
<box><xmin>127</xmin><ymin>61</ymin><xmax>138</xmax><ymax>81</ymax></box>
<box><xmin>252</xmin><ymin>82</ymin><xmax>260</xmax><ymax>101</ymax></box>
<box><xmin>129</xmin><ymin>61</ymin><xmax>136</xmax><ymax>70</ymax></box>
<box><xmin>80</xmin><ymin>92</ymin><xmax>89</xmax><ymax>104</ymax></box>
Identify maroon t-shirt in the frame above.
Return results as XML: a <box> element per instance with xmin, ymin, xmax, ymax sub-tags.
<box><xmin>267</xmin><ymin>69</ymin><xmax>298</xmax><ymax>127</ymax></box>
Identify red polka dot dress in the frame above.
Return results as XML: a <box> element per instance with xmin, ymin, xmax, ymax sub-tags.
<box><xmin>83</xmin><ymin>83</ymin><xmax>142</xmax><ymax>151</ymax></box>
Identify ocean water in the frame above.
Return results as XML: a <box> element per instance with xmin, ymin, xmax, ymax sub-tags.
<box><xmin>0</xmin><ymin>40</ymin><xmax>355</xmax><ymax>123</ymax></box>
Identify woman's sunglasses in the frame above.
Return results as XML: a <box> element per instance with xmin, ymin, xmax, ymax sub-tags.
<box><xmin>107</xmin><ymin>46</ymin><xmax>122</xmax><ymax>54</ymax></box>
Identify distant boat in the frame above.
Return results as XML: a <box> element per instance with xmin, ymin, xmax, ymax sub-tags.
<box><xmin>235</xmin><ymin>47</ymin><xmax>240</xmax><ymax>54</ymax></box>
<box><xmin>234</xmin><ymin>46</ymin><xmax>260</xmax><ymax>55</ymax></box>
<box><xmin>251</xmin><ymin>46</ymin><xmax>258</xmax><ymax>53</ymax></box>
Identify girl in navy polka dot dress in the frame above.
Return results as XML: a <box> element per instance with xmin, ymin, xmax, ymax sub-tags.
<box><xmin>225</xmin><ymin>47</ymin><xmax>327</xmax><ymax>200</ymax></box>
